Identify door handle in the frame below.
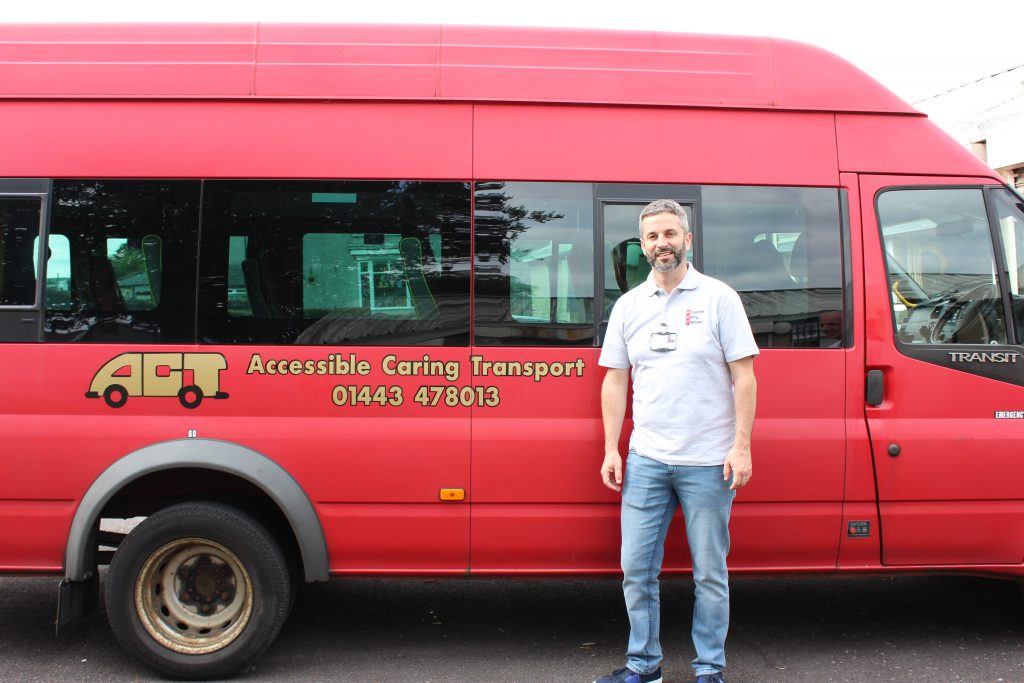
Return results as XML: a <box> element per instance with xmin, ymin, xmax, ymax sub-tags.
<box><xmin>866</xmin><ymin>369</ymin><xmax>884</xmax><ymax>406</ymax></box>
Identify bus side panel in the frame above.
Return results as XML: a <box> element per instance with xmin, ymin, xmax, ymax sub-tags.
<box><xmin>473</xmin><ymin>105</ymin><xmax>840</xmax><ymax>187</ymax></box>
<box><xmin>0</xmin><ymin>501</ymin><xmax>76</xmax><ymax>571</ymax></box>
<box><xmin>469</xmin><ymin>348</ymin><xmax>614</xmax><ymax>571</ymax></box>
<box><xmin>0</xmin><ymin>101</ymin><xmax>472</xmax><ymax>179</ymax></box>
<box><xmin>468</xmin><ymin>344</ymin><xmax>847</xmax><ymax>573</ymax></box>
<box><xmin>0</xmin><ymin>346</ymin><xmax>473</xmax><ymax>574</ymax></box>
<box><xmin>836</xmin><ymin>114</ymin><xmax>994</xmax><ymax>178</ymax></box>
<box><xmin>728</xmin><ymin>352</ymin><xmax>846</xmax><ymax>571</ymax></box>
<box><xmin>857</xmin><ymin>173</ymin><xmax>1024</xmax><ymax>567</ymax></box>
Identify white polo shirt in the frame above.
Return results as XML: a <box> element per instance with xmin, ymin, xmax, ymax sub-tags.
<box><xmin>599</xmin><ymin>265</ymin><xmax>759</xmax><ymax>466</ymax></box>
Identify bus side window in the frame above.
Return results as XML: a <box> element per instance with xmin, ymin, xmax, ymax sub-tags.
<box><xmin>103</xmin><ymin>235</ymin><xmax>162</xmax><ymax>311</ymax></box>
<box><xmin>701</xmin><ymin>186</ymin><xmax>846</xmax><ymax>348</ymax></box>
<box><xmin>199</xmin><ymin>181</ymin><xmax>471</xmax><ymax>346</ymax></box>
<box><xmin>601</xmin><ymin>202</ymin><xmax>695</xmax><ymax>318</ymax></box>
<box><xmin>1</xmin><ymin>197</ymin><xmax>42</xmax><ymax>307</ymax></box>
<box><xmin>991</xmin><ymin>187</ymin><xmax>1024</xmax><ymax>343</ymax></box>
<box><xmin>474</xmin><ymin>181</ymin><xmax>595</xmax><ymax>346</ymax></box>
<box><xmin>878</xmin><ymin>188</ymin><xmax>1007</xmax><ymax>346</ymax></box>
<box><xmin>34</xmin><ymin>234</ymin><xmax>72</xmax><ymax>310</ymax></box>
<box><xmin>45</xmin><ymin>180</ymin><xmax>199</xmax><ymax>343</ymax></box>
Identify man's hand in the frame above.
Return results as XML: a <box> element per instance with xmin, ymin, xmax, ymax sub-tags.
<box><xmin>723</xmin><ymin>444</ymin><xmax>752</xmax><ymax>491</ymax></box>
<box><xmin>725</xmin><ymin>356</ymin><xmax>756</xmax><ymax>492</ymax></box>
<box><xmin>601</xmin><ymin>451</ymin><xmax>624</xmax><ymax>492</ymax></box>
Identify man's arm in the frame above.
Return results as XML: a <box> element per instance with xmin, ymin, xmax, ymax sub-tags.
<box><xmin>600</xmin><ymin>367</ymin><xmax>631</xmax><ymax>492</ymax></box>
<box><xmin>723</xmin><ymin>355</ymin><xmax>756</xmax><ymax>491</ymax></box>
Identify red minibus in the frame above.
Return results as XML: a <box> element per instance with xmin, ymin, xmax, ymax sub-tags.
<box><xmin>0</xmin><ymin>22</ymin><xmax>1021</xmax><ymax>679</ymax></box>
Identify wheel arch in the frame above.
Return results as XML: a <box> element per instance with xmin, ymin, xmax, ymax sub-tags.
<box><xmin>64</xmin><ymin>438</ymin><xmax>329</xmax><ymax>582</ymax></box>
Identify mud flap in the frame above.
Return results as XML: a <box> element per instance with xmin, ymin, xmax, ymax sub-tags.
<box><xmin>55</xmin><ymin>571</ymin><xmax>99</xmax><ymax>636</ymax></box>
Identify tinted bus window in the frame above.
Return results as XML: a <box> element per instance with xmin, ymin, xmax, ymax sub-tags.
<box><xmin>702</xmin><ymin>186</ymin><xmax>845</xmax><ymax>348</ymax></box>
<box><xmin>474</xmin><ymin>182</ymin><xmax>594</xmax><ymax>346</ymax></box>
<box><xmin>0</xmin><ymin>198</ymin><xmax>41</xmax><ymax>306</ymax></box>
<box><xmin>45</xmin><ymin>180</ymin><xmax>199</xmax><ymax>343</ymax></box>
<box><xmin>992</xmin><ymin>187</ymin><xmax>1024</xmax><ymax>342</ymax></box>
<box><xmin>878</xmin><ymin>187</ymin><xmax>1007</xmax><ymax>345</ymax></box>
<box><xmin>602</xmin><ymin>202</ymin><xmax>694</xmax><ymax>319</ymax></box>
<box><xmin>36</xmin><ymin>234</ymin><xmax>71</xmax><ymax>310</ymax></box>
<box><xmin>198</xmin><ymin>181</ymin><xmax>471</xmax><ymax>346</ymax></box>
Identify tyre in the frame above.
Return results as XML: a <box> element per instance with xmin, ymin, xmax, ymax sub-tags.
<box><xmin>177</xmin><ymin>385</ymin><xmax>204</xmax><ymax>409</ymax></box>
<box><xmin>105</xmin><ymin>502</ymin><xmax>292</xmax><ymax>680</ymax></box>
<box><xmin>103</xmin><ymin>384</ymin><xmax>128</xmax><ymax>408</ymax></box>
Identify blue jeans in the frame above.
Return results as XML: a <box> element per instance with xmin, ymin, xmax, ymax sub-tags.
<box><xmin>621</xmin><ymin>450</ymin><xmax>735</xmax><ymax>677</ymax></box>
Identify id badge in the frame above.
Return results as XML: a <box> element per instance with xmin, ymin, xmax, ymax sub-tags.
<box><xmin>651</xmin><ymin>330</ymin><xmax>677</xmax><ymax>352</ymax></box>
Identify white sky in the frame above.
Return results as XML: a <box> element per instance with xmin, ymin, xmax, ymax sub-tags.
<box><xmin>3</xmin><ymin>0</ymin><xmax>1023</xmax><ymax>103</ymax></box>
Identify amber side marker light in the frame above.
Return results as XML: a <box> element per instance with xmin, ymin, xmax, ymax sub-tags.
<box><xmin>439</xmin><ymin>489</ymin><xmax>465</xmax><ymax>501</ymax></box>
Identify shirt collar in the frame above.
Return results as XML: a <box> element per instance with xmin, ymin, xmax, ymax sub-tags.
<box><xmin>643</xmin><ymin>263</ymin><xmax>702</xmax><ymax>296</ymax></box>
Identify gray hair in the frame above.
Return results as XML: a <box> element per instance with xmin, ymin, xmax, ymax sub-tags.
<box><xmin>639</xmin><ymin>199</ymin><xmax>689</xmax><ymax>234</ymax></box>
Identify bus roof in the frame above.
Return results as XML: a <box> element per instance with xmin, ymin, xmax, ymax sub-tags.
<box><xmin>0</xmin><ymin>23</ymin><xmax>917</xmax><ymax>114</ymax></box>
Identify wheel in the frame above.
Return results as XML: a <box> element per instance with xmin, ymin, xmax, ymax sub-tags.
<box><xmin>105</xmin><ymin>502</ymin><xmax>292</xmax><ymax>680</ymax></box>
<box><xmin>177</xmin><ymin>385</ymin><xmax>204</xmax><ymax>409</ymax></box>
<box><xmin>931</xmin><ymin>283</ymin><xmax>999</xmax><ymax>344</ymax></box>
<box><xmin>103</xmin><ymin>384</ymin><xmax>129</xmax><ymax>408</ymax></box>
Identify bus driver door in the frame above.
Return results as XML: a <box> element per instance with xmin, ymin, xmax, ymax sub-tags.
<box><xmin>862</xmin><ymin>176</ymin><xmax>1024</xmax><ymax>567</ymax></box>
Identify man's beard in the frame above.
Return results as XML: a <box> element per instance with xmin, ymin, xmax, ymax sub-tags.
<box><xmin>646</xmin><ymin>245</ymin><xmax>684</xmax><ymax>273</ymax></box>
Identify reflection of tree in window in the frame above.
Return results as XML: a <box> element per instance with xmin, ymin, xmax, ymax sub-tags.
<box><xmin>474</xmin><ymin>181</ymin><xmax>596</xmax><ymax>339</ymax></box>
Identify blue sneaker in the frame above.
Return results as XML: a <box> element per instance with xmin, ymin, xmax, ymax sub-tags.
<box><xmin>592</xmin><ymin>666</ymin><xmax>663</xmax><ymax>683</ymax></box>
<box><xmin>696</xmin><ymin>674</ymin><xmax>726</xmax><ymax>683</ymax></box>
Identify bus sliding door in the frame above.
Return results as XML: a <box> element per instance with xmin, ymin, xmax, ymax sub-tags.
<box><xmin>469</xmin><ymin>182</ymin><xmax>848</xmax><ymax>572</ymax></box>
<box><xmin>862</xmin><ymin>175</ymin><xmax>1024</xmax><ymax>566</ymax></box>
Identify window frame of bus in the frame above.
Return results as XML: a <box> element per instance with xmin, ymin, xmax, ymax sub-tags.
<box><xmin>985</xmin><ymin>184</ymin><xmax>1024</xmax><ymax>345</ymax></box>
<box><xmin>877</xmin><ymin>185</ymin><xmax>1012</xmax><ymax>347</ymax></box>
<box><xmin>596</xmin><ymin>183</ymin><xmax>701</xmax><ymax>332</ymax></box>
<box><xmin>473</xmin><ymin>182</ymin><xmax>702</xmax><ymax>347</ymax></box>
<box><xmin>473</xmin><ymin>181</ymin><xmax>597</xmax><ymax>346</ymax></box>
<box><xmin>700</xmin><ymin>185</ymin><xmax>847</xmax><ymax>349</ymax></box>
<box><xmin>43</xmin><ymin>180</ymin><xmax>199</xmax><ymax>344</ymax></box>
<box><xmin>197</xmin><ymin>180</ymin><xmax>472</xmax><ymax>347</ymax></box>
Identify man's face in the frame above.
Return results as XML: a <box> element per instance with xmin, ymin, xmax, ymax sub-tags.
<box><xmin>820</xmin><ymin>311</ymin><xmax>842</xmax><ymax>339</ymax></box>
<box><xmin>640</xmin><ymin>212</ymin><xmax>692</xmax><ymax>273</ymax></box>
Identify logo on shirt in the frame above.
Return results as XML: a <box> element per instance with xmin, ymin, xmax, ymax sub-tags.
<box><xmin>684</xmin><ymin>309</ymin><xmax>705</xmax><ymax>326</ymax></box>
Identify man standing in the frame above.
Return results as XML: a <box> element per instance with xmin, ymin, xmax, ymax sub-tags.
<box><xmin>594</xmin><ymin>199</ymin><xmax>758</xmax><ymax>683</ymax></box>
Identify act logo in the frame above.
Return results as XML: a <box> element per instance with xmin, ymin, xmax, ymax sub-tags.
<box><xmin>86</xmin><ymin>352</ymin><xmax>230</xmax><ymax>409</ymax></box>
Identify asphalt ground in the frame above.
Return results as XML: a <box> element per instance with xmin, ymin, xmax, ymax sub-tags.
<box><xmin>1</xmin><ymin>572</ymin><xmax>1022</xmax><ymax>682</ymax></box>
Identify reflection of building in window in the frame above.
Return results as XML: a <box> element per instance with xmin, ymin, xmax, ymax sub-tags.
<box><xmin>511</xmin><ymin>240</ymin><xmax>584</xmax><ymax>323</ymax></box>
<box><xmin>118</xmin><ymin>271</ymin><xmax>155</xmax><ymax>308</ymax></box>
<box><xmin>357</xmin><ymin>258</ymin><xmax>412</xmax><ymax>311</ymax></box>
<box><xmin>303</xmin><ymin>233</ymin><xmax>415</xmax><ymax>315</ymax></box>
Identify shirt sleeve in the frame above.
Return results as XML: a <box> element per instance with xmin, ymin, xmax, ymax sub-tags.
<box><xmin>598</xmin><ymin>298</ymin><xmax>632</xmax><ymax>368</ymax></box>
<box><xmin>718</xmin><ymin>289</ymin><xmax>760</xmax><ymax>362</ymax></box>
